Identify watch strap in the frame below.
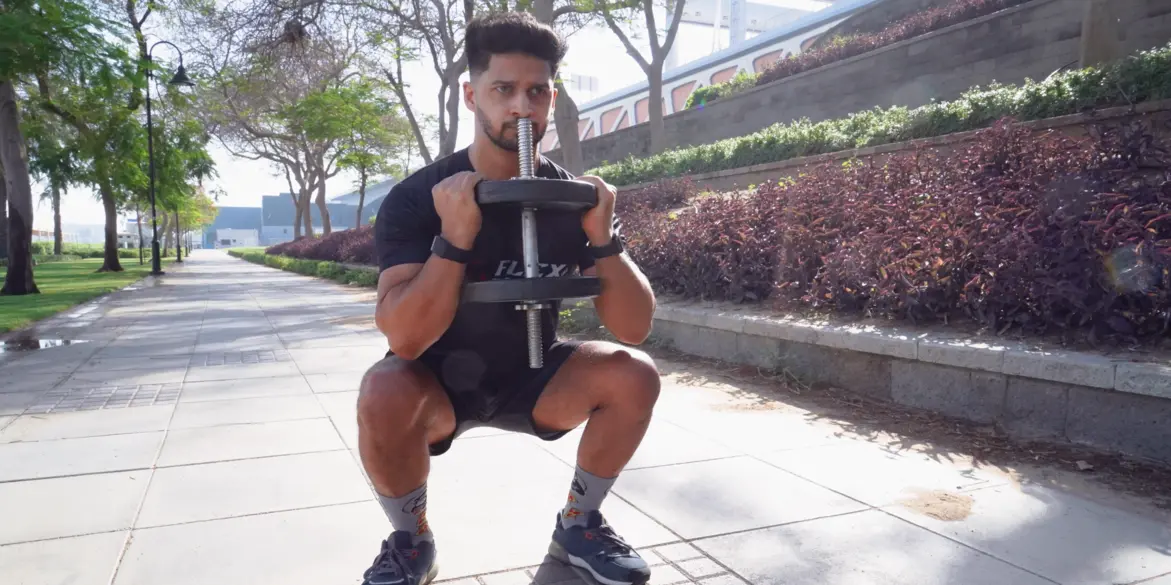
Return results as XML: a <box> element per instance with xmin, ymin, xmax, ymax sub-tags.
<box><xmin>431</xmin><ymin>235</ymin><xmax>473</xmax><ymax>264</ymax></box>
<box><xmin>587</xmin><ymin>236</ymin><xmax>623</xmax><ymax>259</ymax></box>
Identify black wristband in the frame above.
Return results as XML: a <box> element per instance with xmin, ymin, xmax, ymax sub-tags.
<box><xmin>588</xmin><ymin>236</ymin><xmax>623</xmax><ymax>260</ymax></box>
<box><xmin>431</xmin><ymin>235</ymin><xmax>473</xmax><ymax>264</ymax></box>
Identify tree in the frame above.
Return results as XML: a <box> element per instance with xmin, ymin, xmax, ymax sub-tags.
<box><xmin>596</xmin><ymin>0</ymin><xmax>684</xmax><ymax>154</ymax></box>
<box><xmin>0</xmin><ymin>0</ymin><xmax>117</xmax><ymax>291</ymax></box>
<box><xmin>178</xmin><ymin>4</ymin><xmax>365</xmax><ymax>237</ymax></box>
<box><xmin>293</xmin><ymin>77</ymin><xmax>410</xmax><ymax>227</ymax></box>
<box><xmin>0</xmin><ymin>80</ymin><xmax>37</xmax><ymax>293</ymax></box>
<box><xmin>24</xmin><ymin>98</ymin><xmax>81</xmax><ymax>255</ymax></box>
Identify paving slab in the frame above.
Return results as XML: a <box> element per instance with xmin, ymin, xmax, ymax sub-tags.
<box><xmin>0</xmin><ymin>470</ymin><xmax>150</xmax><ymax>545</ymax></box>
<box><xmin>156</xmin><ymin>417</ymin><xmax>344</xmax><ymax>467</ymax></box>
<box><xmin>0</xmin><ymin>531</ymin><xmax>128</xmax><ymax>585</ymax></box>
<box><xmin>694</xmin><ymin>509</ymin><xmax>1054</xmax><ymax>585</ymax></box>
<box><xmin>757</xmin><ymin>441</ymin><xmax>1012</xmax><ymax>508</ymax></box>
<box><xmin>136</xmin><ymin>450</ymin><xmax>371</xmax><ymax>528</ymax></box>
<box><xmin>0</xmin><ymin>404</ymin><xmax>175</xmax><ymax>443</ymax></box>
<box><xmin>112</xmin><ymin>501</ymin><xmax>389</xmax><ymax>585</ymax></box>
<box><xmin>0</xmin><ymin>431</ymin><xmax>163</xmax><ymax>482</ymax></box>
<box><xmin>3</xmin><ymin>251</ymin><xmax>1170</xmax><ymax>585</ymax></box>
<box><xmin>177</xmin><ymin>375</ymin><xmax>313</xmax><ymax>402</ymax></box>
<box><xmin>168</xmin><ymin>394</ymin><xmax>325</xmax><ymax>429</ymax></box>
<box><xmin>612</xmin><ymin>455</ymin><xmax>869</xmax><ymax>539</ymax></box>
<box><xmin>885</xmin><ymin>483</ymin><xmax>1171</xmax><ymax>585</ymax></box>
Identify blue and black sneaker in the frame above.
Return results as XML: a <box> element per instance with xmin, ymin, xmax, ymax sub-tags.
<box><xmin>548</xmin><ymin>511</ymin><xmax>651</xmax><ymax>585</ymax></box>
<box><xmin>361</xmin><ymin>531</ymin><xmax>438</xmax><ymax>585</ymax></box>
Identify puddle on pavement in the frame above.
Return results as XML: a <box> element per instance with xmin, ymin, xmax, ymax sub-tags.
<box><xmin>0</xmin><ymin>339</ymin><xmax>91</xmax><ymax>354</ymax></box>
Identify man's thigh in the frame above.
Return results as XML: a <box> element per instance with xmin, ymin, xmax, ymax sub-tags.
<box><xmin>529</xmin><ymin>340</ymin><xmax>660</xmax><ymax>433</ymax></box>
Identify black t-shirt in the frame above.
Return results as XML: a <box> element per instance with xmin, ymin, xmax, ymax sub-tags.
<box><xmin>374</xmin><ymin>147</ymin><xmax>617</xmax><ymax>380</ymax></box>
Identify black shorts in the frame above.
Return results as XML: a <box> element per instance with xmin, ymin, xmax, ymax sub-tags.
<box><xmin>386</xmin><ymin>340</ymin><xmax>583</xmax><ymax>456</ymax></box>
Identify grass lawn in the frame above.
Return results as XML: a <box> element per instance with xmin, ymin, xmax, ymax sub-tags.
<box><xmin>0</xmin><ymin>258</ymin><xmax>168</xmax><ymax>334</ymax></box>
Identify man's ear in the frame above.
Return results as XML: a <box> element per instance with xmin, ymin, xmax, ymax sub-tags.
<box><xmin>462</xmin><ymin>79</ymin><xmax>475</xmax><ymax>111</ymax></box>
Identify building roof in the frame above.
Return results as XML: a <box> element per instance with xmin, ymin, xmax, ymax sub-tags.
<box><xmin>330</xmin><ymin>177</ymin><xmax>398</xmax><ymax>206</ymax></box>
<box><xmin>576</xmin><ymin>0</ymin><xmax>878</xmax><ymax>111</ymax></box>
<box><xmin>208</xmin><ymin>206</ymin><xmax>263</xmax><ymax>231</ymax></box>
<box><xmin>261</xmin><ymin>194</ymin><xmax>369</xmax><ymax>230</ymax></box>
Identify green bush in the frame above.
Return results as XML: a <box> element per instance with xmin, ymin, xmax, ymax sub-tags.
<box><xmin>685</xmin><ymin>70</ymin><xmax>761</xmax><ymax>109</ymax></box>
<box><xmin>229</xmin><ymin>248</ymin><xmax>379</xmax><ymax>288</ymax></box>
<box><xmin>593</xmin><ymin>42</ymin><xmax>1171</xmax><ymax>186</ymax></box>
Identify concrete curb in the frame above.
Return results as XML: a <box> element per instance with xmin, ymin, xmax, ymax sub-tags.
<box><xmin>570</xmin><ymin>300</ymin><xmax>1171</xmax><ymax>465</ymax></box>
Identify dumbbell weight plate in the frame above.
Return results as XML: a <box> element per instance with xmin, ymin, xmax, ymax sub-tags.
<box><xmin>463</xmin><ymin>277</ymin><xmax>601</xmax><ymax>303</ymax></box>
<box><xmin>475</xmin><ymin>178</ymin><xmax>598</xmax><ymax>211</ymax></box>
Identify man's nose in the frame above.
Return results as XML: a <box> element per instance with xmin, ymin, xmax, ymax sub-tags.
<box><xmin>511</xmin><ymin>94</ymin><xmax>535</xmax><ymax>119</ymax></box>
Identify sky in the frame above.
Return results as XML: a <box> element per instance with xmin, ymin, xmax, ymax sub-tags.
<box><xmin>32</xmin><ymin>0</ymin><xmax>827</xmax><ymax>234</ymax></box>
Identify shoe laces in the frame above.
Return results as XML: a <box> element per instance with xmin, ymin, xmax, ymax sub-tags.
<box><xmin>585</xmin><ymin>522</ymin><xmax>636</xmax><ymax>558</ymax></box>
<box><xmin>368</xmin><ymin>539</ymin><xmax>417</xmax><ymax>580</ymax></box>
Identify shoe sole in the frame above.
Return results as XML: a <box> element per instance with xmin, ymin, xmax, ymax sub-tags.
<box><xmin>547</xmin><ymin>541</ymin><xmax>647</xmax><ymax>585</ymax></box>
<box><xmin>364</xmin><ymin>558</ymin><xmax>438</xmax><ymax>585</ymax></box>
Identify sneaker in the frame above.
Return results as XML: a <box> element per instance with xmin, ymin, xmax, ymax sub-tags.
<box><xmin>361</xmin><ymin>531</ymin><xmax>438</xmax><ymax>585</ymax></box>
<box><xmin>549</xmin><ymin>511</ymin><xmax>651</xmax><ymax>585</ymax></box>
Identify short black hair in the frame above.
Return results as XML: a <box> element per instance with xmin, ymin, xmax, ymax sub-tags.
<box><xmin>465</xmin><ymin>11</ymin><xmax>567</xmax><ymax>79</ymax></box>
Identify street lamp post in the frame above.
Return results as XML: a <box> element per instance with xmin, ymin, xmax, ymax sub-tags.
<box><xmin>145</xmin><ymin>40</ymin><xmax>194</xmax><ymax>275</ymax></box>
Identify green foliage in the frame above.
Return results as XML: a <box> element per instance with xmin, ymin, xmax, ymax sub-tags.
<box><xmin>684</xmin><ymin>70</ymin><xmax>760</xmax><ymax>109</ymax></box>
<box><xmin>0</xmin><ymin>0</ymin><xmax>126</xmax><ymax>80</ymax></box>
<box><xmin>591</xmin><ymin>43</ymin><xmax>1171</xmax><ymax>186</ymax></box>
<box><xmin>31</xmin><ymin>242</ymin><xmax>139</xmax><ymax>259</ymax></box>
<box><xmin>228</xmin><ymin>249</ymin><xmax>379</xmax><ymax>288</ymax></box>
<box><xmin>0</xmin><ymin>258</ymin><xmax>167</xmax><ymax>333</ymax></box>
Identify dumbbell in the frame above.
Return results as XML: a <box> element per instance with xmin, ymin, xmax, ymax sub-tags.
<box><xmin>462</xmin><ymin>117</ymin><xmax>602</xmax><ymax>368</ymax></box>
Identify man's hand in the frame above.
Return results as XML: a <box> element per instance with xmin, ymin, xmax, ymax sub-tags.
<box><xmin>577</xmin><ymin>175</ymin><xmax>616</xmax><ymax>245</ymax></box>
<box><xmin>433</xmin><ymin>171</ymin><xmax>483</xmax><ymax>249</ymax></box>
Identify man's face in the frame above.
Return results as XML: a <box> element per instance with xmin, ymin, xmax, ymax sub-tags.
<box><xmin>464</xmin><ymin>52</ymin><xmax>557</xmax><ymax>152</ymax></box>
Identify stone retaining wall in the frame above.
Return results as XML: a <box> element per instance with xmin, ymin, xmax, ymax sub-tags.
<box><xmin>568</xmin><ymin>300</ymin><xmax>1171</xmax><ymax>466</ymax></box>
<box><xmin>617</xmin><ymin>99</ymin><xmax>1171</xmax><ymax>194</ymax></box>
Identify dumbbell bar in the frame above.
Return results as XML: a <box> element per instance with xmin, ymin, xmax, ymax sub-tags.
<box><xmin>474</xmin><ymin>177</ymin><xmax>598</xmax><ymax>212</ymax></box>
<box><xmin>462</xmin><ymin>276</ymin><xmax>601</xmax><ymax>303</ymax></box>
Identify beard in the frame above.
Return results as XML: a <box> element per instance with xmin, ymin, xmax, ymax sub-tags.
<box><xmin>477</xmin><ymin>107</ymin><xmax>545</xmax><ymax>152</ymax></box>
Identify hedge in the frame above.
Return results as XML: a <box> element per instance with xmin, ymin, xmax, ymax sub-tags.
<box><xmin>687</xmin><ymin>0</ymin><xmax>1035</xmax><ymax>110</ymax></box>
<box><xmin>594</xmin><ymin>42</ymin><xmax>1171</xmax><ymax>186</ymax></box>
<box><xmin>31</xmin><ymin>242</ymin><xmax>149</xmax><ymax>260</ymax></box>
<box><xmin>621</xmin><ymin>117</ymin><xmax>1171</xmax><ymax>346</ymax></box>
<box><xmin>228</xmin><ymin>248</ymin><xmax>378</xmax><ymax>287</ymax></box>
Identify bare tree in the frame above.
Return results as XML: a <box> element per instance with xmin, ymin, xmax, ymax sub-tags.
<box><xmin>597</xmin><ymin>0</ymin><xmax>684</xmax><ymax>154</ymax></box>
<box><xmin>174</xmin><ymin>1</ymin><xmax>364</xmax><ymax>236</ymax></box>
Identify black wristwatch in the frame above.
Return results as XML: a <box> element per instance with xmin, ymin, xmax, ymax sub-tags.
<box><xmin>588</xmin><ymin>236</ymin><xmax>623</xmax><ymax>259</ymax></box>
<box><xmin>431</xmin><ymin>235</ymin><xmax>473</xmax><ymax>264</ymax></box>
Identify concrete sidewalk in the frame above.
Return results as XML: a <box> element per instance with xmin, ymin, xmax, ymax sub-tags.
<box><xmin>1</xmin><ymin>250</ymin><xmax>1169</xmax><ymax>585</ymax></box>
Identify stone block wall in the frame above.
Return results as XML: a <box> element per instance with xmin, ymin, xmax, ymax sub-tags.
<box><xmin>550</xmin><ymin>0</ymin><xmax>1171</xmax><ymax>171</ymax></box>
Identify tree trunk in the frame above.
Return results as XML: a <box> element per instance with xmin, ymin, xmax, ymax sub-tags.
<box><xmin>356</xmin><ymin>169</ymin><xmax>368</xmax><ymax>228</ymax></box>
<box><xmin>160</xmin><ymin>212</ymin><xmax>171</xmax><ymax>256</ymax></box>
<box><xmin>291</xmin><ymin>193</ymin><xmax>302</xmax><ymax>239</ymax></box>
<box><xmin>0</xmin><ymin>165</ymin><xmax>8</xmax><ymax>262</ymax></box>
<box><xmin>0</xmin><ymin>79</ymin><xmax>39</xmax><ymax>294</ymax></box>
<box><xmin>173</xmin><ymin>211</ymin><xmax>181</xmax><ymax>261</ymax></box>
<box><xmin>96</xmin><ymin>173</ymin><xmax>123</xmax><ymax>272</ymax></box>
<box><xmin>136</xmin><ymin>204</ymin><xmax>145</xmax><ymax>264</ymax></box>
<box><xmin>52</xmin><ymin>183</ymin><xmax>62</xmax><ymax>255</ymax></box>
<box><xmin>315</xmin><ymin>174</ymin><xmax>331</xmax><ymax>234</ymax></box>
<box><xmin>439</xmin><ymin>72</ymin><xmax>463</xmax><ymax>158</ymax></box>
<box><xmin>299</xmin><ymin>189</ymin><xmax>314</xmax><ymax>237</ymax></box>
<box><xmin>646</xmin><ymin>61</ymin><xmax>666</xmax><ymax>155</ymax></box>
<box><xmin>553</xmin><ymin>78</ymin><xmax>585</xmax><ymax>175</ymax></box>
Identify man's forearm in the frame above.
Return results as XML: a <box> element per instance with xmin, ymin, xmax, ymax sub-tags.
<box><xmin>591</xmin><ymin>253</ymin><xmax>656</xmax><ymax>345</ymax></box>
<box><xmin>376</xmin><ymin>255</ymin><xmax>466</xmax><ymax>359</ymax></box>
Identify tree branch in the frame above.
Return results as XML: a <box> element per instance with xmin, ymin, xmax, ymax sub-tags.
<box><xmin>599</xmin><ymin>1</ymin><xmax>650</xmax><ymax>72</ymax></box>
<box><xmin>657</xmin><ymin>0</ymin><xmax>686</xmax><ymax>63</ymax></box>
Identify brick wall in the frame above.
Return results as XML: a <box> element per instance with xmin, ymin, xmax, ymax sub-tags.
<box><xmin>549</xmin><ymin>0</ymin><xmax>1171</xmax><ymax>172</ymax></box>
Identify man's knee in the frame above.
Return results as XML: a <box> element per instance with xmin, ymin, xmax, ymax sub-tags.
<box><xmin>595</xmin><ymin>344</ymin><xmax>661</xmax><ymax>411</ymax></box>
<box><xmin>357</xmin><ymin>357</ymin><xmax>441</xmax><ymax>431</ymax></box>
